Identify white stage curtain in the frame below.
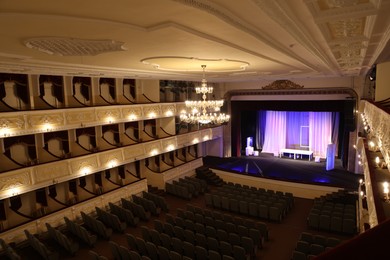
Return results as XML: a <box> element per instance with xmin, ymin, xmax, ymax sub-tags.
<box><xmin>261</xmin><ymin>111</ymin><xmax>334</xmax><ymax>158</ymax></box>
<box><xmin>262</xmin><ymin>111</ymin><xmax>286</xmax><ymax>156</ymax></box>
<box><xmin>309</xmin><ymin>112</ymin><xmax>333</xmax><ymax>158</ymax></box>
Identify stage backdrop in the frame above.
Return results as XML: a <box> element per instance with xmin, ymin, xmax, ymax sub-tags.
<box><xmin>259</xmin><ymin>111</ymin><xmax>339</xmax><ymax>158</ymax></box>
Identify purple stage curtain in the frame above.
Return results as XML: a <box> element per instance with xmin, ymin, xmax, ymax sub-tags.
<box><xmin>261</xmin><ymin>111</ymin><xmax>336</xmax><ymax>158</ymax></box>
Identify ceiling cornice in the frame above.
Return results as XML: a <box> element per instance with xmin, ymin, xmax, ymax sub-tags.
<box><xmin>173</xmin><ymin>0</ymin><xmax>329</xmax><ymax>74</ymax></box>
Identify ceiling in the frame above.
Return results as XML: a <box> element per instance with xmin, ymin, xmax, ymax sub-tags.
<box><xmin>0</xmin><ymin>0</ymin><xmax>389</xmax><ymax>82</ymax></box>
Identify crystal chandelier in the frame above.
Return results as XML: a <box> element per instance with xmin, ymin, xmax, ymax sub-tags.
<box><xmin>180</xmin><ymin>65</ymin><xmax>230</xmax><ymax>124</ymax></box>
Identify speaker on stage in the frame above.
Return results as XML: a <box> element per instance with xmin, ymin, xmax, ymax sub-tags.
<box><xmin>326</xmin><ymin>144</ymin><xmax>336</xmax><ymax>171</ymax></box>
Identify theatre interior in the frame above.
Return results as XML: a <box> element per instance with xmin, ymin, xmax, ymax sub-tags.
<box><xmin>0</xmin><ymin>1</ymin><xmax>390</xmax><ymax>259</ymax></box>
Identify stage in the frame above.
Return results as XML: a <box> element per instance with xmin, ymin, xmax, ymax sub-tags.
<box><xmin>203</xmin><ymin>153</ymin><xmax>361</xmax><ymax>190</ymax></box>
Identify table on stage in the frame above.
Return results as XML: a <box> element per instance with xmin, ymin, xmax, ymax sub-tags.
<box><xmin>279</xmin><ymin>148</ymin><xmax>313</xmax><ymax>161</ymax></box>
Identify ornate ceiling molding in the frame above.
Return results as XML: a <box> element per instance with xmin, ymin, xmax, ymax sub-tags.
<box><xmin>304</xmin><ymin>0</ymin><xmax>381</xmax><ymax>74</ymax></box>
<box><xmin>261</xmin><ymin>80</ymin><xmax>304</xmax><ymax>90</ymax></box>
<box><xmin>25</xmin><ymin>37</ymin><xmax>126</xmax><ymax>56</ymax></box>
<box><xmin>140</xmin><ymin>56</ymin><xmax>249</xmax><ymax>73</ymax></box>
<box><xmin>173</xmin><ymin>0</ymin><xmax>324</xmax><ymax>73</ymax></box>
<box><xmin>251</xmin><ymin>0</ymin><xmax>338</xmax><ymax>72</ymax></box>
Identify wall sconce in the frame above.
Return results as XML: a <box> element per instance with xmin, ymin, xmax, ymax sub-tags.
<box><xmin>8</xmin><ymin>186</ymin><xmax>21</xmax><ymax>197</ymax></box>
<box><xmin>165</xmin><ymin>111</ymin><xmax>173</xmax><ymax>117</ymax></box>
<box><xmin>383</xmin><ymin>182</ymin><xmax>390</xmax><ymax>202</ymax></box>
<box><xmin>360</xmin><ymin>190</ymin><xmax>366</xmax><ymax>199</ymax></box>
<box><xmin>81</xmin><ymin>166</ymin><xmax>91</xmax><ymax>176</ymax></box>
<box><xmin>166</xmin><ymin>145</ymin><xmax>174</xmax><ymax>151</ymax></box>
<box><xmin>150</xmin><ymin>149</ymin><xmax>158</xmax><ymax>156</ymax></box>
<box><xmin>148</xmin><ymin>112</ymin><xmax>156</xmax><ymax>118</ymax></box>
<box><xmin>359</xmin><ymin>179</ymin><xmax>365</xmax><ymax>186</ymax></box>
<box><xmin>0</xmin><ymin>128</ymin><xmax>10</xmax><ymax>137</ymax></box>
<box><xmin>108</xmin><ymin>160</ymin><xmax>117</xmax><ymax>168</ymax></box>
<box><xmin>107</xmin><ymin>117</ymin><xmax>114</xmax><ymax>124</ymax></box>
<box><xmin>375</xmin><ymin>156</ymin><xmax>380</xmax><ymax>167</ymax></box>
<box><xmin>128</xmin><ymin>114</ymin><xmax>137</xmax><ymax>121</ymax></box>
<box><xmin>43</xmin><ymin>123</ymin><xmax>53</xmax><ymax>132</ymax></box>
<box><xmin>193</xmin><ymin>138</ymin><xmax>199</xmax><ymax>144</ymax></box>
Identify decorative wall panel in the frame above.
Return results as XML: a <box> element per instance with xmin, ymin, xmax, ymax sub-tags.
<box><xmin>176</xmin><ymin>135</ymin><xmax>190</xmax><ymax>147</ymax></box>
<box><xmin>161</xmin><ymin>138</ymin><xmax>177</xmax><ymax>152</ymax></box>
<box><xmin>143</xmin><ymin>104</ymin><xmax>161</xmax><ymax>118</ymax></box>
<box><xmin>95</xmin><ymin>107</ymin><xmax>121</xmax><ymax>122</ymax></box>
<box><xmin>0</xmin><ymin>115</ymin><xmax>25</xmax><ymax>135</ymax></box>
<box><xmin>161</xmin><ymin>104</ymin><xmax>176</xmax><ymax>116</ymax></box>
<box><xmin>144</xmin><ymin>140</ymin><xmax>163</xmax><ymax>155</ymax></box>
<box><xmin>123</xmin><ymin>144</ymin><xmax>145</xmax><ymax>160</ymax></box>
<box><xmin>28</xmin><ymin>113</ymin><xmax>64</xmax><ymax>130</ymax></box>
<box><xmin>122</xmin><ymin>106</ymin><xmax>143</xmax><ymax>119</ymax></box>
<box><xmin>70</xmin><ymin>155</ymin><xmax>99</xmax><ymax>175</ymax></box>
<box><xmin>66</xmin><ymin>110</ymin><xmax>96</xmax><ymax>125</ymax></box>
<box><xmin>34</xmin><ymin>161</ymin><xmax>70</xmax><ymax>183</ymax></box>
<box><xmin>98</xmin><ymin>150</ymin><xmax>124</xmax><ymax>168</ymax></box>
<box><xmin>0</xmin><ymin>169</ymin><xmax>31</xmax><ymax>193</ymax></box>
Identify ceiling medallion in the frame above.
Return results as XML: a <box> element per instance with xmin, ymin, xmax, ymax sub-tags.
<box><xmin>261</xmin><ymin>80</ymin><xmax>304</xmax><ymax>90</ymax></box>
<box><xmin>141</xmin><ymin>56</ymin><xmax>249</xmax><ymax>73</ymax></box>
<box><xmin>25</xmin><ymin>37</ymin><xmax>126</xmax><ymax>56</ymax></box>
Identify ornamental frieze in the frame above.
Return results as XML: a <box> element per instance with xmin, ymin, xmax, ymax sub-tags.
<box><xmin>261</xmin><ymin>80</ymin><xmax>304</xmax><ymax>90</ymax></box>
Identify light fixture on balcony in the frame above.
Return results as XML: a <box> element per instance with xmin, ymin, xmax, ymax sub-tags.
<box><xmin>180</xmin><ymin>65</ymin><xmax>230</xmax><ymax>125</ymax></box>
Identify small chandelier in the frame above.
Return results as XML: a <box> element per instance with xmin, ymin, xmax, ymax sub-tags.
<box><xmin>180</xmin><ymin>65</ymin><xmax>230</xmax><ymax>124</ymax></box>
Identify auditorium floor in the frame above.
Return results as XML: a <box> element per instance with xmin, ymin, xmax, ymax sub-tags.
<box><xmin>18</xmin><ymin>187</ymin><xmax>356</xmax><ymax>260</ymax></box>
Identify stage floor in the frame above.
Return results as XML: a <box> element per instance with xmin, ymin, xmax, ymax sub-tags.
<box><xmin>203</xmin><ymin>154</ymin><xmax>361</xmax><ymax>190</ymax></box>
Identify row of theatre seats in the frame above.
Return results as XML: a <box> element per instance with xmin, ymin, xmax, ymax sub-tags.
<box><xmin>292</xmin><ymin>231</ymin><xmax>342</xmax><ymax>260</ymax></box>
<box><xmin>18</xmin><ymin>191</ymin><xmax>168</xmax><ymax>259</ymax></box>
<box><xmin>24</xmin><ymin>230</ymin><xmax>59</xmax><ymax>260</ymax></box>
<box><xmin>122</xmin><ymin>232</ymin><xmax>235</xmax><ymax>260</ymax></box>
<box><xmin>165</xmin><ymin>176</ymin><xmax>208</xmax><ymax>200</ymax></box>
<box><xmin>103</xmin><ymin>201</ymin><xmax>271</xmax><ymax>260</ymax></box>
<box><xmin>135</xmin><ymin>225</ymin><xmax>251</xmax><ymax>260</ymax></box>
<box><xmin>46</xmin><ymin>223</ymin><xmax>79</xmax><ymax>255</ymax></box>
<box><xmin>205</xmin><ymin>183</ymin><xmax>294</xmax><ymax>222</ymax></box>
<box><xmin>163</xmin><ymin>209</ymin><xmax>264</xmax><ymax>250</ymax></box>
<box><xmin>0</xmin><ymin>238</ymin><xmax>22</xmax><ymax>260</ymax></box>
<box><xmin>307</xmin><ymin>190</ymin><xmax>357</xmax><ymax>235</ymax></box>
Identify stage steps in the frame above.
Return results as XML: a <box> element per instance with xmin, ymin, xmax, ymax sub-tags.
<box><xmin>195</xmin><ymin>166</ymin><xmax>224</xmax><ymax>187</ymax></box>
<box><xmin>148</xmin><ymin>185</ymin><xmax>165</xmax><ymax>196</ymax></box>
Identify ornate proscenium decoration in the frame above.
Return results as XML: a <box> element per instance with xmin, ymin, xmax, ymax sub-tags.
<box><xmin>261</xmin><ymin>80</ymin><xmax>304</xmax><ymax>90</ymax></box>
<box><xmin>180</xmin><ymin>65</ymin><xmax>230</xmax><ymax>125</ymax></box>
